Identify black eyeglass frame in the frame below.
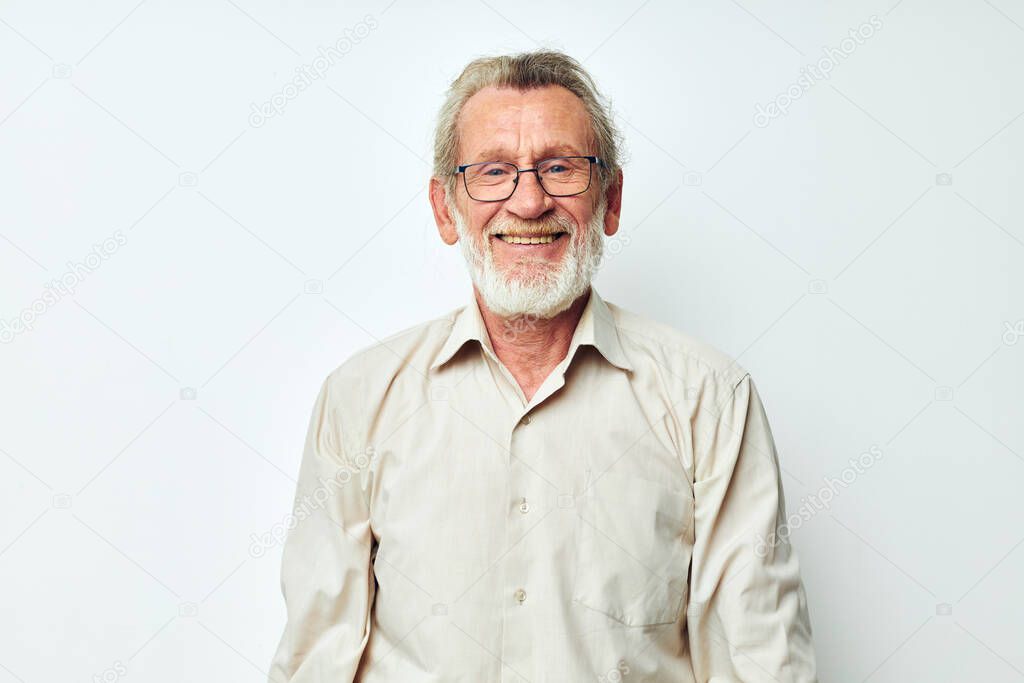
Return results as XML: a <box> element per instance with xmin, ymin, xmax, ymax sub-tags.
<box><xmin>452</xmin><ymin>155</ymin><xmax>605</xmax><ymax>202</ymax></box>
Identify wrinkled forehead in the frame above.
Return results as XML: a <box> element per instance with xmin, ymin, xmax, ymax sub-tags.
<box><xmin>457</xmin><ymin>85</ymin><xmax>594</xmax><ymax>163</ymax></box>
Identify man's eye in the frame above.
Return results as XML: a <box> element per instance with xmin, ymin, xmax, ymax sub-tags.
<box><xmin>546</xmin><ymin>165</ymin><xmax>568</xmax><ymax>173</ymax></box>
<box><xmin>484</xmin><ymin>168</ymin><xmax>508</xmax><ymax>176</ymax></box>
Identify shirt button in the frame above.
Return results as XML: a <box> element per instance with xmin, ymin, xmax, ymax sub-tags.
<box><xmin>520</xmin><ymin>414</ymin><xmax>531</xmax><ymax>425</ymax></box>
<box><xmin>514</xmin><ymin>588</ymin><xmax>527</xmax><ymax>604</ymax></box>
<box><xmin>518</xmin><ymin>498</ymin><xmax>530</xmax><ymax>514</ymax></box>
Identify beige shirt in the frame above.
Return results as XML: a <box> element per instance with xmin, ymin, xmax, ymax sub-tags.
<box><xmin>268</xmin><ymin>287</ymin><xmax>817</xmax><ymax>682</ymax></box>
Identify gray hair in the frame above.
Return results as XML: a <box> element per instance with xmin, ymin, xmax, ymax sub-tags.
<box><xmin>432</xmin><ymin>49</ymin><xmax>624</xmax><ymax>198</ymax></box>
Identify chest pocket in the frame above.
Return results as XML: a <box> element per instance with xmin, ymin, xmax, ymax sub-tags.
<box><xmin>572</xmin><ymin>470</ymin><xmax>694</xmax><ymax>627</ymax></box>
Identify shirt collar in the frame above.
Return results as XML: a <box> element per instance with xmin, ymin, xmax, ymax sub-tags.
<box><xmin>430</xmin><ymin>287</ymin><xmax>633</xmax><ymax>373</ymax></box>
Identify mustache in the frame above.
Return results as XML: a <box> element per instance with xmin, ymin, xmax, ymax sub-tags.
<box><xmin>486</xmin><ymin>214</ymin><xmax>575</xmax><ymax>237</ymax></box>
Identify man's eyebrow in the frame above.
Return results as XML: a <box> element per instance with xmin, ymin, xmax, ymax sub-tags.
<box><xmin>471</xmin><ymin>144</ymin><xmax>584</xmax><ymax>161</ymax></box>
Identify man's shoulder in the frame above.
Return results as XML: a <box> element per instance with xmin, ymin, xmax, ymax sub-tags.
<box><xmin>605</xmin><ymin>300</ymin><xmax>749</xmax><ymax>391</ymax></box>
<box><xmin>323</xmin><ymin>307</ymin><xmax>461</xmax><ymax>389</ymax></box>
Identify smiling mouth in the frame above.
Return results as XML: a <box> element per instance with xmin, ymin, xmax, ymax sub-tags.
<box><xmin>493</xmin><ymin>231</ymin><xmax>568</xmax><ymax>245</ymax></box>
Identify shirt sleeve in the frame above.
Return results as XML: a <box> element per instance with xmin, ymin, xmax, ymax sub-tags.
<box><xmin>685</xmin><ymin>373</ymin><xmax>817</xmax><ymax>682</ymax></box>
<box><xmin>267</xmin><ymin>376</ymin><xmax>376</xmax><ymax>683</ymax></box>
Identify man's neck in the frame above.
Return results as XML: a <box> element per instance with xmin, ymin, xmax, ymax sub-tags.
<box><xmin>474</xmin><ymin>288</ymin><xmax>590</xmax><ymax>403</ymax></box>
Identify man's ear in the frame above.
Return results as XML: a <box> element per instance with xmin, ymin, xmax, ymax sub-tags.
<box><xmin>602</xmin><ymin>169</ymin><xmax>623</xmax><ymax>237</ymax></box>
<box><xmin>429</xmin><ymin>176</ymin><xmax>459</xmax><ymax>245</ymax></box>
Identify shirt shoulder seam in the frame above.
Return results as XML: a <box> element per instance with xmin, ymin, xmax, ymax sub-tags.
<box><xmin>614</xmin><ymin>320</ymin><xmax>749</xmax><ymax>388</ymax></box>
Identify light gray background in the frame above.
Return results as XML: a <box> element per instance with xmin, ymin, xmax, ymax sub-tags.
<box><xmin>1</xmin><ymin>0</ymin><xmax>1022</xmax><ymax>681</ymax></box>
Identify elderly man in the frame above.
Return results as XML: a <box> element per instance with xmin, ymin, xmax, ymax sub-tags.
<box><xmin>269</xmin><ymin>50</ymin><xmax>817</xmax><ymax>682</ymax></box>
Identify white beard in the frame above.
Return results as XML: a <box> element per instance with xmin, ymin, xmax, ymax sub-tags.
<box><xmin>450</xmin><ymin>194</ymin><xmax>606</xmax><ymax>319</ymax></box>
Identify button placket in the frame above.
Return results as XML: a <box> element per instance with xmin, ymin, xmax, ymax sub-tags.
<box><xmin>500</xmin><ymin>409</ymin><xmax>535</xmax><ymax>676</ymax></box>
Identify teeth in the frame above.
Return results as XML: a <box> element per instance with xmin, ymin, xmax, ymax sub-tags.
<box><xmin>497</xmin><ymin>234</ymin><xmax>559</xmax><ymax>245</ymax></box>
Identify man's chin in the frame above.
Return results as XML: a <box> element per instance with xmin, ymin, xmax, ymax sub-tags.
<box><xmin>477</xmin><ymin>274</ymin><xmax>580</xmax><ymax>319</ymax></box>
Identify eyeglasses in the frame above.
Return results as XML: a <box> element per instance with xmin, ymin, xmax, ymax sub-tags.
<box><xmin>453</xmin><ymin>155</ymin><xmax>604</xmax><ymax>202</ymax></box>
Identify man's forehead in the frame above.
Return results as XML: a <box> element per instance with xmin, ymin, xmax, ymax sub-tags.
<box><xmin>472</xmin><ymin>142</ymin><xmax>585</xmax><ymax>161</ymax></box>
<box><xmin>458</xmin><ymin>85</ymin><xmax>592</xmax><ymax>160</ymax></box>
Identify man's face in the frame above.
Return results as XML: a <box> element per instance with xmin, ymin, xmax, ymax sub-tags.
<box><xmin>432</xmin><ymin>85</ymin><xmax>621</xmax><ymax>319</ymax></box>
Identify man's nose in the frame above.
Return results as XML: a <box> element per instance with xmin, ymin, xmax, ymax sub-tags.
<box><xmin>504</xmin><ymin>170</ymin><xmax>554</xmax><ymax>219</ymax></box>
